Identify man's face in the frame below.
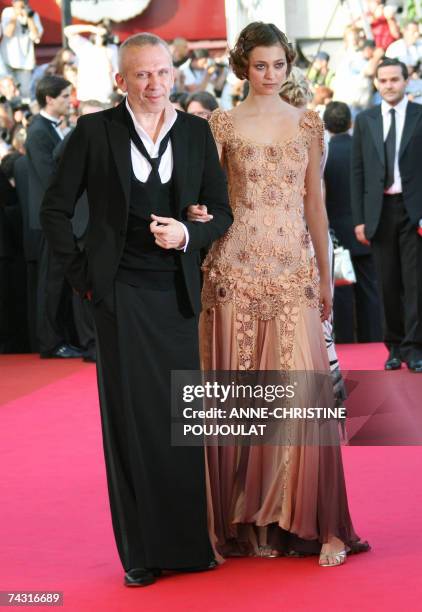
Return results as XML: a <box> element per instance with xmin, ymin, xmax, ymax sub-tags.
<box><xmin>116</xmin><ymin>44</ymin><xmax>174</xmax><ymax>114</ymax></box>
<box><xmin>172</xmin><ymin>39</ymin><xmax>188</xmax><ymax>62</ymax></box>
<box><xmin>195</xmin><ymin>57</ymin><xmax>209</xmax><ymax>70</ymax></box>
<box><xmin>12</xmin><ymin>1</ymin><xmax>26</xmax><ymax>14</ymax></box>
<box><xmin>48</xmin><ymin>86</ymin><xmax>72</xmax><ymax>117</ymax></box>
<box><xmin>187</xmin><ymin>100</ymin><xmax>212</xmax><ymax>120</ymax></box>
<box><xmin>404</xmin><ymin>24</ymin><xmax>420</xmax><ymax>46</ymax></box>
<box><xmin>375</xmin><ymin>65</ymin><xmax>407</xmax><ymax>106</ymax></box>
<box><xmin>362</xmin><ymin>46</ymin><xmax>374</xmax><ymax>60</ymax></box>
<box><xmin>0</xmin><ymin>76</ymin><xmax>17</xmax><ymax>99</ymax></box>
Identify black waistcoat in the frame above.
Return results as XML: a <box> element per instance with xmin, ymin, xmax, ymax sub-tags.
<box><xmin>117</xmin><ymin>167</ymin><xmax>179</xmax><ymax>280</ymax></box>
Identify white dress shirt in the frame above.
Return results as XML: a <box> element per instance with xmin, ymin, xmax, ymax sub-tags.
<box><xmin>125</xmin><ymin>97</ymin><xmax>189</xmax><ymax>249</ymax></box>
<box><xmin>39</xmin><ymin>110</ymin><xmax>64</xmax><ymax>140</ymax></box>
<box><xmin>125</xmin><ymin>97</ymin><xmax>176</xmax><ymax>182</ymax></box>
<box><xmin>381</xmin><ymin>95</ymin><xmax>408</xmax><ymax>195</ymax></box>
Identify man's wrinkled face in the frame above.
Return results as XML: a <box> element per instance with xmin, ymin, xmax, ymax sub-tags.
<box><xmin>116</xmin><ymin>44</ymin><xmax>175</xmax><ymax>114</ymax></box>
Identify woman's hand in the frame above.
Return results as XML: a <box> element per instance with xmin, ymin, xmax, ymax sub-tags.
<box><xmin>319</xmin><ymin>279</ymin><xmax>332</xmax><ymax>322</ymax></box>
<box><xmin>187</xmin><ymin>204</ymin><xmax>213</xmax><ymax>223</ymax></box>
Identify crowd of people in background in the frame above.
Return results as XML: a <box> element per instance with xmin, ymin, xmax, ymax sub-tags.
<box><xmin>1</xmin><ymin>0</ymin><xmax>421</xmax><ymax>358</ymax></box>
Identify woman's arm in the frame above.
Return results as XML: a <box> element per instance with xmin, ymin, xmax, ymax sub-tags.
<box><xmin>187</xmin><ymin>114</ymin><xmax>225</xmax><ymax>222</ymax></box>
<box><xmin>304</xmin><ymin>128</ymin><xmax>331</xmax><ymax>320</ymax></box>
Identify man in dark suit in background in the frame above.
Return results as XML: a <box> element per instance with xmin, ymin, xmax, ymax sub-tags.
<box><xmin>26</xmin><ymin>75</ymin><xmax>83</xmax><ymax>358</ymax></box>
<box><xmin>51</xmin><ymin>100</ymin><xmax>107</xmax><ymax>363</ymax></box>
<box><xmin>41</xmin><ymin>34</ymin><xmax>232</xmax><ymax>586</ymax></box>
<box><xmin>0</xmin><ymin>159</ymin><xmax>21</xmax><ymax>352</ymax></box>
<box><xmin>14</xmin><ymin>154</ymin><xmax>42</xmax><ymax>352</ymax></box>
<box><xmin>323</xmin><ymin>101</ymin><xmax>382</xmax><ymax>343</ymax></box>
<box><xmin>351</xmin><ymin>58</ymin><xmax>422</xmax><ymax>371</ymax></box>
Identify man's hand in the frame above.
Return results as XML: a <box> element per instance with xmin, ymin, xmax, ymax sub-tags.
<box><xmin>150</xmin><ymin>214</ymin><xmax>186</xmax><ymax>249</ymax></box>
<box><xmin>187</xmin><ymin>204</ymin><xmax>213</xmax><ymax>223</ymax></box>
<box><xmin>355</xmin><ymin>224</ymin><xmax>370</xmax><ymax>245</ymax></box>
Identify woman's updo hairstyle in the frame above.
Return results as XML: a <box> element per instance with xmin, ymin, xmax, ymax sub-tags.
<box><xmin>230</xmin><ymin>22</ymin><xmax>296</xmax><ymax>80</ymax></box>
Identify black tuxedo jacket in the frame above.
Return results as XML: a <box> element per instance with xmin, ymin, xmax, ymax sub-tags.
<box><xmin>0</xmin><ymin>167</ymin><xmax>18</xmax><ymax>259</ymax></box>
<box><xmin>40</xmin><ymin>103</ymin><xmax>232</xmax><ymax>312</ymax></box>
<box><xmin>26</xmin><ymin>114</ymin><xmax>62</xmax><ymax>231</ymax></box>
<box><xmin>325</xmin><ymin>133</ymin><xmax>370</xmax><ymax>256</ymax></box>
<box><xmin>14</xmin><ymin>155</ymin><xmax>42</xmax><ymax>263</ymax></box>
<box><xmin>53</xmin><ymin>134</ymin><xmax>89</xmax><ymax>241</ymax></box>
<box><xmin>351</xmin><ymin>101</ymin><xmax>422</xmax><ymax>239</ymax></box>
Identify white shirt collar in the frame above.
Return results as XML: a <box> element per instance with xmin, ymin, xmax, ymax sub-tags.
<box><xmin>125</xmin><ymin>96</ymin><xmax>177</xmax><ymax>146</ymax></box>
<box><xmin>381</xmin><ymin>95</ymin><xmax>408</xmax><ymax>117</ymax></box>
<box><xmin>40</xmin><ymin>110</ymin><xmax>61</xmax><ymax>124</ymax></box>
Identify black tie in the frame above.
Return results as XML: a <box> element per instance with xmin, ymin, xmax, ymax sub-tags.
<box><xmin>384</xmin><ymin>108</ymin><xmax>396</xmax><ymax>190</ymax></box>
<box><xmin>43</xmin><ymin>116</ymin><xmax>61</xmax><ymax>128</ymax></box>
<box><xmin>125</xmin><ymin>108</ymin><xmax>171</xmax><ymax>184</ymax></box>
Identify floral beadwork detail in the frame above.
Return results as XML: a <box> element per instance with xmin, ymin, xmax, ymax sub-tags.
<box><xmin>203</xmin><ymin>109</ymin><xmax>324</xmax><ymax>370</ymax></box>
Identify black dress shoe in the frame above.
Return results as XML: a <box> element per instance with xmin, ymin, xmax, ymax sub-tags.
<box><xmin>82</xmin><ymin>348</ymin><xmax>97</xmax><ymax>363</ymax></box>
<box><xmin>124</xmin><ymin>568</ymin><xmax>156</xmax><ymax>587</ymax></box>
<box><xmin>384</xmin><ymin>355</ymin><xmax>402</xmax><ymax>370</ymax></box>
<box><xmin>407</xmin><ymin>359</ymin><xmax>422</xmax><ymax>373</ymax></box>
<box><xmin>40</xmin><ymin>344</ymin><xmax>83</xmax><ymax>359</ymax></box>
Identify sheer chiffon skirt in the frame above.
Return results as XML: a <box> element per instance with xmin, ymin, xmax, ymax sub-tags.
<box><xmin>200</xmin><ymin>302</ymin><xmax>360</xmax><ymax>557</ymax></box>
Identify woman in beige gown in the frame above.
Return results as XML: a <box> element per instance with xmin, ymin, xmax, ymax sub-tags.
<box><xmin>189</xmin><ymin>22</ymin><xmax>369</xmax><ymax>567</ymax></box>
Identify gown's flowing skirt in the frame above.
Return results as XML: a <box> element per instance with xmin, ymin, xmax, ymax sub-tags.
<box><xmin>200</xmin><ymin>298</ymin><xmax>360</xmax><ymax>556</ymax></box>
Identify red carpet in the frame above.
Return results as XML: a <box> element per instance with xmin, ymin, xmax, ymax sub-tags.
<box><xmin>1</xmin><ymin>346</ymin><xmax>421</xmax><ymax>611</ymax></box>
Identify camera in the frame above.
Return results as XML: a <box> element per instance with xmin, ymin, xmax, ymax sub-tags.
<box><xmin>24</xmin><ymin>0</ymin><xmax>35</xmax><ymax>17</ymax></box>
<box><xmin>103</xmin><ymin>33</ymin><xmax>120</xmax><ymax>46</ymax></box>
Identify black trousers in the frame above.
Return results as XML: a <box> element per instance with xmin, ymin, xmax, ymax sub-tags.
<box><xmin>72</xmin><ymin>293</ymin><xmax>95</xmax><ymax>351</ymax></box>
<box><xmin>333</xmin><ymin>254</ymin><xmax>382</xmax><ymax>343</ymax></box>
<box><xmin>37</xmin><ymin>234</ymin><xmax>74</xmax><ymax>354</ymax></box>
<box><xmin>0</xmin><ymin>256</ymin><xmax>30</xmax><ymax>353</ymax></box>
<box><xmin>371</xmin><ymin>194</ymin><xmax>422</xmax><ymax>361</ymax></box>
<box><xmin>92</xmin><ymin>274</ymin><xmax>213</xmax><ymax>571</ymax></box>
<box><xmin>26</xmin><ymin>260</ymin><xmax>39</xmax><ymax>353</ymax></box>
<box><xmin>37</xmin><ymin>235</ymin><xmax>93</xmax><ymax>354</ymax></box>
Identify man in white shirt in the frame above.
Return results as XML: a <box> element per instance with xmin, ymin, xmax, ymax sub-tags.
<box><xmin>386</xmin><ymin>21</ymin><xmax>422</xmax><ymax>68</ymax></box>
<box><xmin>0</xmin><ymin>0</ymin><xmax>43</xmax><ymax>98</ymax></box>
<box><xmin>63</xmin><ymin>23</ymin><xmax>114</xmax><ymax>103</ymax></box>
<box><xmin>351</xmin><ymin>58</ymin><xmax>422</xmax><ymax>372</ymax></box>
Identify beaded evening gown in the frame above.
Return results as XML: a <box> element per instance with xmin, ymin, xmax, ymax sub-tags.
<box><xmin>200</xmin><ymin>108</ymin><xmax>360</xmax><ymax>556</ymax></box>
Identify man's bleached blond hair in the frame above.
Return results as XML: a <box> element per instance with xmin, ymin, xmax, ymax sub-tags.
<box><xmin>118</xmin><ymin>33</ymin><xmax>172</xmax><ymax>73</ymax></box>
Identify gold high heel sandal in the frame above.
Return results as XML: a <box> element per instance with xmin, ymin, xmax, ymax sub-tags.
<box><xmin>319</xmin><ymin>549</ymin><xmax>347</xmax><ymax>567</ymax></box>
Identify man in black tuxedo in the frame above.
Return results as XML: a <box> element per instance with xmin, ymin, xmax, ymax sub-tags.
<box><xmin>0</xmin><ymin>162</ymin><xmax>19</xmax><ymax>352</ymax></box>
<box><xmin>41</xmin><ymin>34</ymin><xmax>232</xmax><ymax>586</ymax></box>
<box><xmin>323</xmin><ymin>101</ymin><xmax>382</xmax><ymax>343</ymax></box>
<box><xmin>26</xmin><ymin>75</ymin><xmax>83</xmax><ymax>358</ymax></box>
<box><xmin>14</xmin><ymin>154</ymin><xmax>41</xmax><ymax>352</ymax></box>
<box><xmin>51</xmin><ymin>100</ymin><xmax>107</xmax><ymax>363</ymax></box>
<box><xmin>351</xmin><ymin>58</ymin><xmax>422</xmax><ymax>371</ymax></box>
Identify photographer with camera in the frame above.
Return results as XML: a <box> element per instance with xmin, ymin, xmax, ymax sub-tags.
<box><xmin>0</xmin><ymin>0</ymin><xmax>43</xmax><ymax>99</ymax></box>
<box><xmin>63</xmin><ymin>23</ymin><xmax>115</xmax><ymax>104</ymax></box>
